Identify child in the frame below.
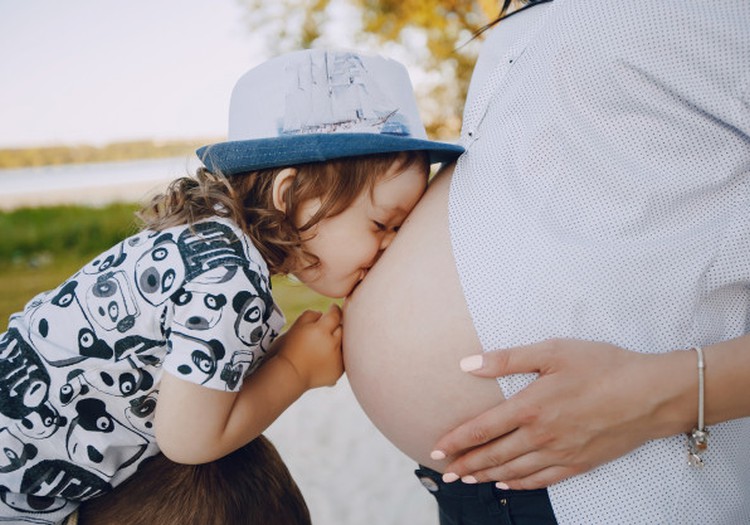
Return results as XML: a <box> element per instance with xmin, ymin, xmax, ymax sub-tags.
<box><xmin>73</xmin><ymin>436</ymin><xmax>311</xmax><ymax>525</ymax></box>
<box><xmin>0</xmin><ymin>48</ymin><xmax>463</xmax><ymax>524</ymax></box>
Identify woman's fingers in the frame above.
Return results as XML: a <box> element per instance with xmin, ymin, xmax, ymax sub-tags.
<box><xmin>434</xmin><ymin>339</ymin><xmax>675</xmax><ymax>489</ymax></box>
<box><xmin>432</xmin><ymin>342</ymin><xmax>562</xmax><ymax>461</ymax></box>
<box><xmin>459</xmin><ymin>340</ymin><xmax>559</xmax><ymax>378</ymax></box>
<box><xmin>433</xmin><ymin>340</ymin><xmax>605</xmax><ymax>480</ymax></box>
<box><xmin>431</xmin><ymin>399</ymin><xmax>523</xmax><ymax>463</ymax></box>
<box><xmin>453</xmin><ymin>447</ymin><xmax>584</xmax><ymax>490</ymax></box>
<box><xmin>434</xmin><ymin>392</ymin><xmax>565</xmax><ymax>480</ymax></box>
<box><xmin>499</xmin><ymin>465</ymin><xmax>575</xmax><ymax>491</ymax></box>
<box><xmin>442</xmin><ymin>427</ymin><xmax>537</xmax><ymax>480</ymax></box>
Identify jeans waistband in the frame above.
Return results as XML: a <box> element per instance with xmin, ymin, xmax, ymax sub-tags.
<box><xmin>414</xmin><ymin>465</ymin><xmax>557</xmax><ymax>525</ymax></box>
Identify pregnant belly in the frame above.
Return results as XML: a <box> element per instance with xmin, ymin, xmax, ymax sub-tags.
<box><xmin>343</xmin><ymin>165</ymin><xmax>505</xmax><ymax>472</ymax></box>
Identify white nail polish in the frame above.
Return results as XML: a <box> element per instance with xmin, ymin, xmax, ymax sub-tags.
<box><xmin>460</xmin><ymin>355</ymin><xmax>483</xmax><ymax>372</ymax></box>
<box><xmin>442</xmin><ymin>472</ymin><xmax>459</xmax><ymax>483</ymax></box>
<box><xmin>430</xmin><ymin>450</ymin><xmax>446</xmax><ymax>460</ymax></box>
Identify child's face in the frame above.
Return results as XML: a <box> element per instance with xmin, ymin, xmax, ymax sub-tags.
<box><xmin>293</xmin><ymin>161</ymin><xmax>427</xmax><ymax>298</ymax></box>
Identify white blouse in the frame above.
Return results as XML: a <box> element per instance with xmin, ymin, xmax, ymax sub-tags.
<box><xmin>449</xmin><ymin>1</ymin><xmax>750</xmax><ymax>523</ymax></box>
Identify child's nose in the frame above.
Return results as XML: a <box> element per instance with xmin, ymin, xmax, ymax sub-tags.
<box><xmin>379</xmin><ymin>230</ymin><xmax>397</xmax><ymax>251</ymax></box>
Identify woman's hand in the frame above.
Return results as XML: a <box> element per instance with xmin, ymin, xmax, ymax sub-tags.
<box><xmin>431</xmin><ymin>339</ymin><xmax>696</xmax><ymax>490</ymax></box>
<box><xmin>275</xmin><ymin>304</ymin><xmax>344</xmax><ymax>389</ymax></box>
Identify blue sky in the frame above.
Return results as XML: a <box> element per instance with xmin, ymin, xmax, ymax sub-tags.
<box><xmin>0</xmin><ymin>0</ymin><xmax>267</xmax><ymax>147</ymax></box>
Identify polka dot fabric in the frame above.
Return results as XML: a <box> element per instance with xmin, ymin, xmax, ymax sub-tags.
<box><xmin>449</xmin><ymin>1</ymin><xmax>750</xmax><ymax>523</ymax></box>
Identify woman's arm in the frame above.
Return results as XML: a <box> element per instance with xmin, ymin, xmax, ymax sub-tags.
<box><xmin>155</xmin><ymin>304</ymin><xmax>343</xmax><ymax>464</ymax></box>
<box><xmin>432</xmin><ymin>334</ymin><xmax>750</xmax><ymax>489</ymax></box>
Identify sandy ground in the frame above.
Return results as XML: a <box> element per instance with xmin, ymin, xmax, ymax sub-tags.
<box><xmin>267</xmin><ymin>378</ymin><xmax>438</xmax><ymax>525</ymax></box>
<box><xmin>3</xmin><ymin>181</ymin><xmax>440</xmax><ymax>524</ymax></box>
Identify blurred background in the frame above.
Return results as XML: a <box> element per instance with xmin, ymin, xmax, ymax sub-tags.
<box><xmin>0</xmin><ymin>1</ymin><xmax>499</xmax><ymax>523</ymax></box>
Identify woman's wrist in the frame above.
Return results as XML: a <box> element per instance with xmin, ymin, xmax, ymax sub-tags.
<box><xmin>645</xmin><ymin>350</ymin><xmax>697</xmax><ymax>439</ymax></box>
<box><xmin>702</xmin><ymin>335</ymin><xmax>750</xmax><ymax>425</ymax></box>
<box><xmin>648</xmin><ymin>336</ymin><xmax>750</xmax><ymax>440</ymax></box>
<box><xmin>685</xmin><ymin>346</ymin><xmax>709</xmax><ymax>466</ymax></box>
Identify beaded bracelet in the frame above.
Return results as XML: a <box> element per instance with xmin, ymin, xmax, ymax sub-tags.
<box><xmin>686</xmin><ymin>346</ymin><xmax>709</xmax><ymax>467</ymax></box>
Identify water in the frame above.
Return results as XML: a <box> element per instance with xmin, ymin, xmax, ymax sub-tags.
<box><xmin>0</xmin><ymin>156</ymin><xmax>201</xmax><ymax>209</ymax></box>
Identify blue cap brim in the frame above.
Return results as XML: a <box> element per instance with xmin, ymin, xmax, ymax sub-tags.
<box><xmin>196</xmin><ymin>134</ymin><xmax>464</xmax><ymax>175</ymax></box>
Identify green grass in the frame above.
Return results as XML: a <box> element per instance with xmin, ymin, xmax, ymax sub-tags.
<box><xmin>0</xmin><ymin>205</ymin><xmax>332</xmax><ymax>331</ymax></box>
<box><xmin>0</xmin><ymin>204</ymin><xmax>141</xmax><ymax>266</ymax></box>
<box><xmin>0</xmin><ymin>259</ymin><xmax>84</xmax><ymax>330</ymax></box>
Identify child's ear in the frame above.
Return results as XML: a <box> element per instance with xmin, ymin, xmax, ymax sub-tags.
<box><xmin>272</xmin><ymin>168</ymin><xmax>297</xmax><ymax>213</ymax></box>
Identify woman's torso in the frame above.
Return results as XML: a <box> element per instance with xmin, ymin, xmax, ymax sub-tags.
<box><xmin>343</xmin><ymin>165</ymin><xmax>504</xmax><ymax>472</ymax></box>
<box><xmin>345</xmin><ymin>1</ymin><xmax>750</xmax><ymax>522</ymax></box>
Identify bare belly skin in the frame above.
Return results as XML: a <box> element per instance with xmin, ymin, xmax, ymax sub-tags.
<box><xmin>343</xmin><ymin>165</ymin><xmax>505</xmax><ymax>472</ymax></box>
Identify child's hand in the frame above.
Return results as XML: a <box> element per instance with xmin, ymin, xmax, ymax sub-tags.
<box><xmin>275</xmin><ymin>304</ymin><xmax>343</xmax><ymax>389</ymax></box>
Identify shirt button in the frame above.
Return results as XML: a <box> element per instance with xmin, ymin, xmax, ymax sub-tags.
<box><xmin>418</xmin><ymin>476</ymin><xmax>440</xmax><ymax>493</ymax></box>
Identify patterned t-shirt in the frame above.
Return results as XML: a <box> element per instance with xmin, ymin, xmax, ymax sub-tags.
<box><xmin>0</xmin><ymin>217</ymin><xmax>285</xmax><ymax>524</ymax></box>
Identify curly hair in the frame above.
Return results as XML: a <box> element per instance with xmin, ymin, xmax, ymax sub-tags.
<box><xmin>138</xmin><ymin>151</ymin><xmax>428</xmax><ymax>276</ymax></box>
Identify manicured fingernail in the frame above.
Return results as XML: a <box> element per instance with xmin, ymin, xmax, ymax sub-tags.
<box><xmin>442</xmin><ymin>472</ymin><xmax>459</xmax><ymax>483</ymax></box>
<box><xmin>462</xmin><ymin>475</ymin><xmax>477</xmax><ymax>484</ymax></box>
<box><xmin>460</xmin><ymin>355</ymin><xmax>483</xmax><ymax>372</ymax></box>
<box><xmin>495</xmin><ymin>482</ymin><xmax>510</xmax><ymax>490</ymax></box>
<box><xmin>430</xmin><ymin>450</ymin><xmax>446</xmax><ymax>460</ymax></box>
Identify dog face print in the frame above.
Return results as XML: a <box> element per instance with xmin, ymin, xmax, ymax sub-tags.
<box><xmin>85</xmin><ymin>271</ymin><xmax>139</xmax><ymax>334</ymax></box>
<box><xmin>172</xmin><ymin>289</ymin><xmax>227</xmax><ymax>332</ymax></box>
<box><xmin>0</xmin><ymin>428</ymin><xmax>37</xmax><ymax>474</ymax></box>
<box><xmin>28</xmin><ymin>280</ymin><xmax>116</xmax><ymax>366</ymax></box>
<box><xmin>15</xmin><ymin>401</ymin><xmax>67</xmax><ymax>441</ymax></box>
<box><xmin>232</xmin><ymin>291</ymin><xmax>269</xmax><ymax>347</ymax></box>
<box><xmin>168</xmin><ymin>333</ymin><xmax>225</xmax><ymax>385</ymax></box>
<box><xmin>134</xmin><ymin>233</ymin><xmax>185</xmax><ymax>306</ymax></box>
<box><xmin>65</xmin><ymin>399</ymin><xmax>148</xmax><ymax>478</ymax></box>
<box><xmin>81</xmin><ymin>241</ymin><xmax>128</xmax><ymax>275</ymax></box>
<box><xmin>59</xmin><ymin>360</ymin><xmax>155</xmax><ymax>407</ymax></box>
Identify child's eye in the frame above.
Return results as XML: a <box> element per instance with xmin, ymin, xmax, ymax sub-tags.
<box><xmin>373</xmin><ymin>221</ymin><xmax>387</xmax><ymax>231</ymax></box>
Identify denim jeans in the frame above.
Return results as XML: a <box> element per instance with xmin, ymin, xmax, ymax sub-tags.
<box><xmin>415</xmin><ymin>466</ymin><xmax>557</xmax><ymax>525</ymax></box>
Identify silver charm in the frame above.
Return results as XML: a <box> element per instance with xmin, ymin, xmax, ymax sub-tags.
<box><xmin>687</xmin><ymin>427</ymin><xmax>709</xmax><ymax>467</ymax></box>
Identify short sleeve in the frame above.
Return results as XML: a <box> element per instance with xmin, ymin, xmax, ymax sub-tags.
<box><xmin>163</xmin><ymin>263</ymin><xmax>285</xmax><ymax>392</ymax></box>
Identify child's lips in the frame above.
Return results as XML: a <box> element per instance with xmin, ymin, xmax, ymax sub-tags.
<box><xmin>348</xmin><ymin>269</ymin><xmax>369</xmax><ymax>295</ymax></box>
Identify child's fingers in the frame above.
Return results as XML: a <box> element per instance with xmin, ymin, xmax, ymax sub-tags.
<box><xmin>318</xmin><ymin>304</ymin><xmax>342</xmax><ymax>332</ymax></box>
<box><xmin>330</xmin><ymin>325</ymin><xmax>343</xmax><ymax>350</ymax></box>
<box><xmin>295</xmin><ymin>309</ymin><xmax>323</xmax><ymax>325</ymax></box>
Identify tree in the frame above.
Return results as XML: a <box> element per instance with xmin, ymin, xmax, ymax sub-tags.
<box><xmin>236</xmin><ymin>0</ymin><xmax>505</xmax><ymax>139</ymax></box>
